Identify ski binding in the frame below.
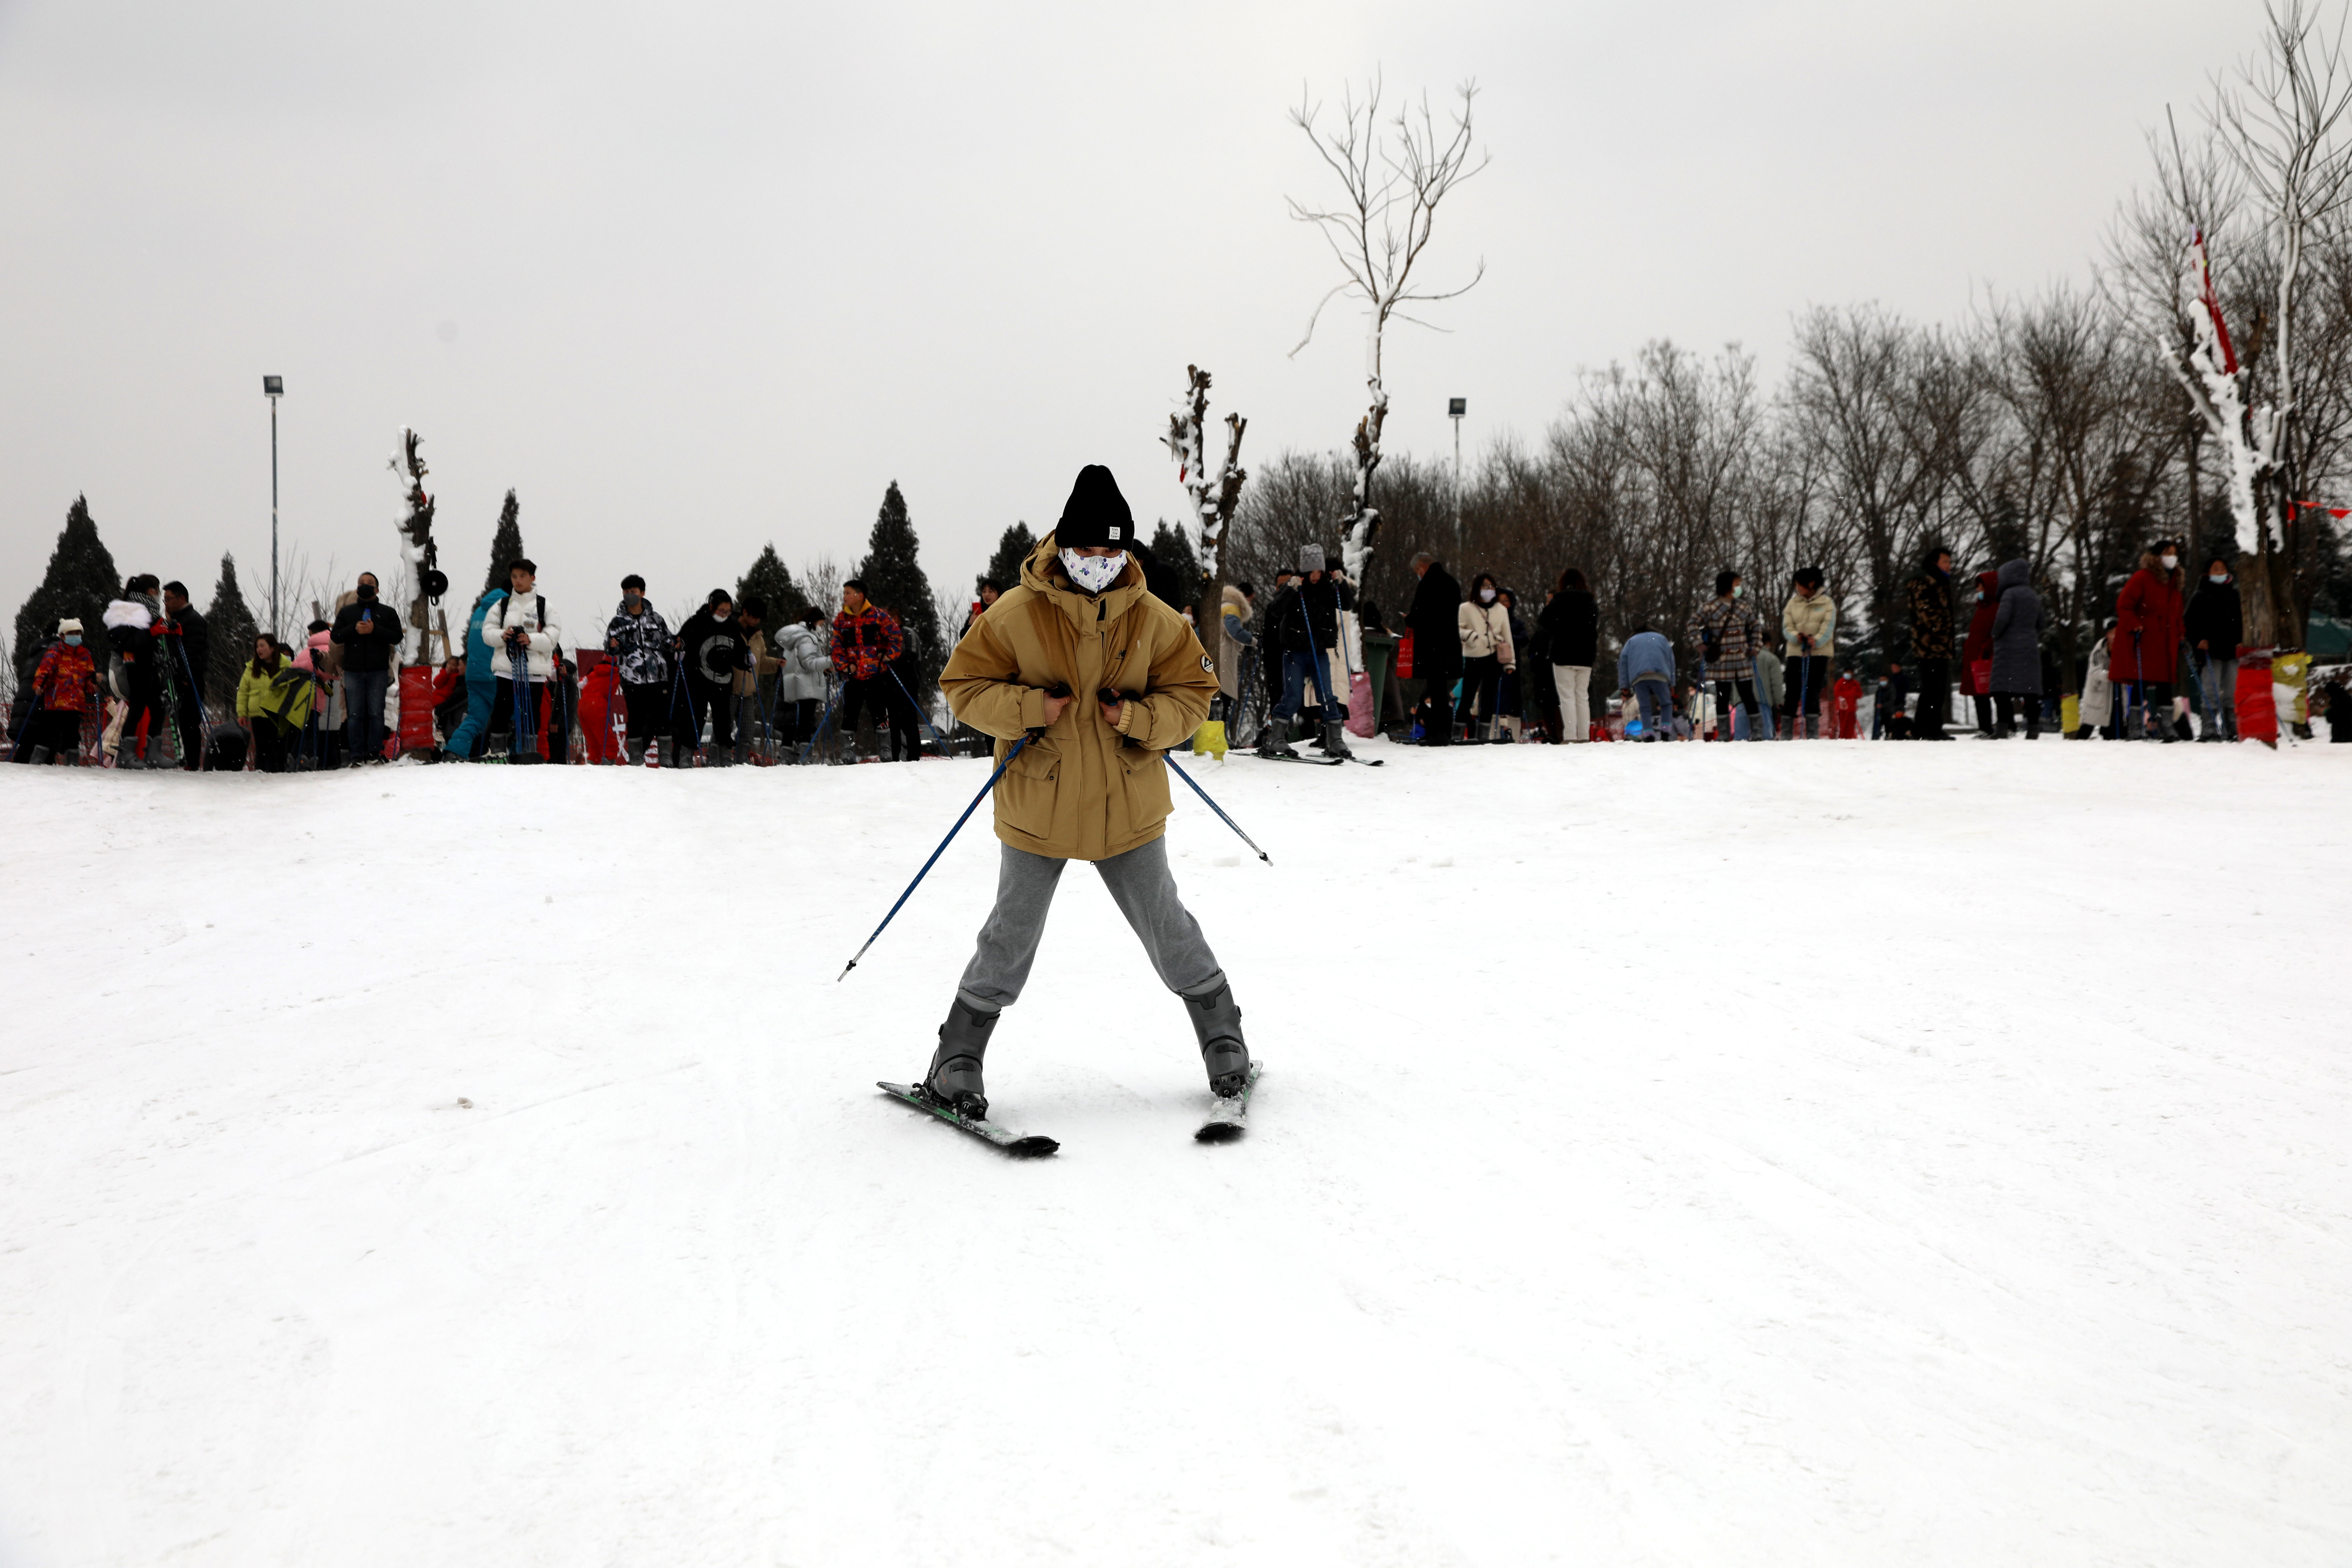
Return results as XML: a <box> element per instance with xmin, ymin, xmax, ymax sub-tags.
<box><xmin>1195</xmin><ymin>1060</ymin><xmax>1263</xmax><ymax>1143</ymax></box>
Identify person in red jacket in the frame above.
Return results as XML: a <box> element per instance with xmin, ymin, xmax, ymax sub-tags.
<box><xmin>2113</xmin><ymin>540</ymin><xmax>2188</xmax><ymax>742</ymax></box>
<box><xmin>1831</xmin><ymin>671</ymin><xmax>1862</xmax><ymax>738</ymax></box>
<box><xmin>830</xmin><ymin>579</ymin><xmax>912</xmax><ymax>761</ymax></box>
<box><xmin>1959</xmin><ymin>568</ymin><xmax>1999</xmax><ymax>736</ymax></box>
<box><xmin>20</xmin><ymin>619</ymin><xmax>99</xmax><ymax>763</ymax></box>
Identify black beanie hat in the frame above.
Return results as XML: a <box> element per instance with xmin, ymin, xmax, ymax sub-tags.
<box><xmin>1057</xmin><ymin>464</ymin><xmax>1134</xmax><ymax>550</ymax></box>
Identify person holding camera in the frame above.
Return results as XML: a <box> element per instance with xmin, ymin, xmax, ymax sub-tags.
<box><xmin>330</xmin><ymin>571</ymin><xmax>406</xmax><ymax>764</ymax></box>
<box><xmin>481</xmin><ymin>559</ymin><xmax>567</xmax><ymax>764</ymax></box>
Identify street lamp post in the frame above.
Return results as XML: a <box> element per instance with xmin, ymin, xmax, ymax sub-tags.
<box><xmin>1448</xmin><ymin>397</ymin><xmax>1466</xmax><ymax>550</ymax></box>
<box><xmin>263</xmin><ymin>376</ymin><xmax>283</xmax><ymax>633</ymax></box>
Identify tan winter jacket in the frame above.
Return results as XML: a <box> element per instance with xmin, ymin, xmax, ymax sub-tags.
<box><xmin>1783</xmin><ymin>592</ymin><xmax>1836</xmax><ymax>658</ymax></box>
<box><xmin>733</xmin><ymin>629</ymin><xmax>780</xmax><ymax>697</ymax></box>
<box><xmin>1217</xmin><ymin>583</ymin><xmax>1253</xmax><ymax>699</ymax></box>
<box><xmin>1458</xmin><ymin>598</ymin><xmax>1515</xmax><ymax>666</ymax></box>
<box><xmin>942</xmin><ymin>534</ymin><xmax>1219</xmax><ymax>862</ymax></box>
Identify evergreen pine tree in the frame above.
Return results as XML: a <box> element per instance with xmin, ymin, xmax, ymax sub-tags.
<box><xmin>983</xmin><ymin>522</ymin><xmax>1036</xmax><ymax>593</ymax></box>
<box><xmin>1142</xmin><ymin>519</ymin><xmax>1203</xmax><ymax>610</ymax></box>
<box><xmin>483</xmin><ymin>490</ymin><xmax>525</xmax><ymax>595</ymax></box>
<box><xmin>736</xmin><ymin>544</ymin><xmax>808</xmax><ymax>625</ymax></box>
<box><xmin>12</xmin><ymin>495</ymin><xmax>120</xmax><ymax>685</ymax></box>
<box><xmin>857</xmin><ymin>481</ymin><xmax>945</xmax><ymax>698</ymax></box>
<box><xmin>203</xmin><ymin>553</ymin><xmax>260</xmax><ymax>711</ymax></box>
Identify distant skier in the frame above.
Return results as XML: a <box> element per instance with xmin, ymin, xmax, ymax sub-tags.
<box><xmin>1256</xmin><ymin>544</ymin><xmax>1353</xmax><ymax>760</ymax></box>
<box><xmin>915</xmin><ymin>463</ymin><xmax>1240</xmax><ymax>1119</ymax></box>
<box><xmin>19</xmin><ymin>618</ymin><xmax>97</xmax><ymax>763</ymax></box>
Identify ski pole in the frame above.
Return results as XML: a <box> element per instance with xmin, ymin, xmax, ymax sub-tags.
<box><xmin>1163</xmin><ymin>751</ymin><xmax>1270</xmax><ymax>864</ymax></box>
<box><xmin>1797</xmin><ymin>649</ymin><xmax>1811</xmax><ymax>740</ymax></box>
<box><xmin>889</xmin><ymin>666</ymin><xmax>951</xmax><ymax>756</ymax></box>
<box><xmin>173</xmin><ymin>635</ymin><xmax>212</xmax><ymax>771</ymax></box>
<box><xmin>799</xmin><ymin>679</ymin><xmax>846</xmax><ymax>765</ymax></box>
<box><xmin>838</xmin><ymin>731</ymin><xmax>1038</xmax><ymax>981</ymax></box>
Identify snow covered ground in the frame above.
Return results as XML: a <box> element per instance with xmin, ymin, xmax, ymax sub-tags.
<box><xmin>2</xmin><ymin>737</ymin><xmax>2348</xmax><ymax>1567</ymax></box>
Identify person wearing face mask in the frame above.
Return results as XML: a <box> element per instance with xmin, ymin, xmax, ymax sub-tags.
<box><xmin>2183</xmin><ymin>554</ymin><xmax>2242</xmax><ymax>742</ymax></box>
<box><xmin>915</xmin><ymin>463</ymin><xmax>1236</xmax><ymax>1124</ymax></box>
<box><xmin>2113</xmin><ymin>540</ymin><xmax>2189</xmax><ymax>741</ymax></box>
<box><xmin>1455</xmin><ymin>574</ymin><xmax>1516</xmax><ymax>742</ymax></box>
<box><xmin>1904</xmin><ymin>546</ymin><xmax>1958</xmax><ymax>739</ymax></box>
<box><xmin>1687</xmin><ymin>570</ymin><xmax>1764</xmax><ymax>741</ymax></box>
<box><xmin>604</xmin><ymin>574</ymin><xmax>674</xmax><ymax>765</ymax></box>
<box><xmin>18</xmin><ymin>619</ymin><xmax>97</xmax><ymax>764</ymax></box>
<box><xmin>330</xmin><ymin>572</ymin><xmax>406</xmax><ymax>764</ymax></box>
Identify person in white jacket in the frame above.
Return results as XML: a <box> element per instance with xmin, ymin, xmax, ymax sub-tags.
<box><xmin>773</xmin><ymin>607</ymin><xmax>831</xmax><ymax>757</ymax></box>
<box><xmin>1454</xmin><ymin>573</ymin><xmax>1516</xmax><ymax>743</ymax></box>
<box><xmin>481</xmin><ymin>559</ymin><xmax>567</xmax><ymax>763</ymax></box>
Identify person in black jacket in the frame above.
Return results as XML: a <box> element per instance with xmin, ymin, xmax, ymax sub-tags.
<box><xmin>158</xmin><ymin>580</ymin><xmax>211</xmax><ymax>770</ymax></box>
<box><xmin>1405</xmin><ymin>552</ymin><xmax>1463</xmax><ymax>746</ymax></box>
<box><xmin>330</xmin><ymin>572</ymin><xmax>406</xmax><ymax>764</ymax></box>
<box><xmin>678</xmin><ymin>591</ymin><xmax>750</xmax><ymax>765</ymax></box>
<box><xmin>1539</xmin><ymin>567</ymin><xmax>1599</xmax><ymax>742</ymax></box>
<box><xmin>2184</xmin><ymin>555</ymin><xmax>2243</xmax><ymax>742</ymax></box>
<box><xmin>1257</xmin><ymin>544</ymin><xmax>1353</xmax><ymax>759</ymax></box>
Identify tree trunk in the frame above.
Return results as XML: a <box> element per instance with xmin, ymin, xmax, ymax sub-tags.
<box><xmin>2237</xmin><ymin>541</ymin><xmax>2304</xmax><ymax>648</ymax></box>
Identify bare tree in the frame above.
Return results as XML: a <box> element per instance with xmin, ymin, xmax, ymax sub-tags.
<box><xmin>1286</xmin><ymin>78</ymin><xmax>1487</xmax><ymax>586</ymax></box>
<box><xmin>2113</xmin><ymin>1</ymin><xmax>2352</xmax><ymax>645</ymax></box>
<box><xmin>799</xmin><ymin>553</ymin><xmax>844</xmax><ymax>622</ymax></box>
<box><xmin>1162</xmin><ymin>365</ymin><xmax>1248</xmax><ymax>669</ymax></box>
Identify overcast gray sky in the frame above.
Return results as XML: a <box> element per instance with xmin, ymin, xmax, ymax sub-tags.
<box><xmin>0</xmin><ymin>0</ymin><xmax>2253</xmax><ymax>638</ymax></box>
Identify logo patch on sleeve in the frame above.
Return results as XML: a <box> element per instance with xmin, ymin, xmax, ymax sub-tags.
<box><xmin>1201</xmin><ymin>654</ymin><xmax>1214</xmax><ymax>673</ymax></box>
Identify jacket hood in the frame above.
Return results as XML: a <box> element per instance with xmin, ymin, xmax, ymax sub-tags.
<box><xmin>1220</xmin><ymin>582</ymin><xmax>1252</xmax><ymax>622</ymax></box>
<box><xmin>1996</xmin><ymin>559</ymin><xmax>2030</xmax><ymax>592</ymax></box>
<box><xmin>1976</xmin><ymin>570</ymin><xmax>1999</xmax><ymax>594</ymax></box>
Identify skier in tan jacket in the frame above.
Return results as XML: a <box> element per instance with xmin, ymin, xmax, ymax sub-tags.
<box><xmin>915</xmin><ymin>464</ymin><xmax>1245</xmax><ymax>1121</ymax></box>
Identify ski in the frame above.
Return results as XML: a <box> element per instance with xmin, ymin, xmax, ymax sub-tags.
<box><xmin>877</xmin><ymin>1080</ymin><xmax>1059</xmax><ymax>1158</ymax></box>
<box><xmin>1336</xmin><ymin>753</ymin><xmax>1385</xmax><ymax>766</ymax></box>
<box><xmin>1245</xmin><ymin>752</ymin><xmax>1345</xmax><ymax>766</ymax></box>
<box><xmin>1195</xmin><ymin>1061</ymin><xmax>1263</xmax><ymax>1143</ymax></box>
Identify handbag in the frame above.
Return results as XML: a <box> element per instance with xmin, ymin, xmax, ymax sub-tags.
<box><xmin>1969</xmin><ymin>657</ymin><xmax>1992</xmax><ymax>694</ymax></box>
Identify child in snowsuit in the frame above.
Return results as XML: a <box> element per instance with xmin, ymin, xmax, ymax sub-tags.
<box><xmin>1831</xmin><ymin>672</ymin><xmax>1862</xmax><ymax>739</ymax></box>
<box><xmin>21</xmin><ymin>619</ymin><xmax>98</xmax><ymax>763</ymax></box>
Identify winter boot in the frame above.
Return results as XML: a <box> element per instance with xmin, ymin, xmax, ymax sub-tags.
<box><xmin>922</xmin><ymin>997</ymin><xmax>1000</xmax><ymax>1119</ymax></box>
<box><xmin>1256</xmin><ymin>725</ymin><xmax>1299</xmax><ymax>759</ymax></box>
<box><xmin>1319</xmin><ymin>719</ymin><xmax>1354</xmax><ymax>759</ymax></box>
<box><xmin>28</xmin><ymin>746</ymin><xmax>52</xmax><ymax>765</ymax></box>
<box><xmin>1183</xmin><ymin>980</ymin><xmax>1251</xmax><ymax>1098</ymax></box>
<box><xmin>624</xmin><ymin>738</ymin><xmax>646</xmax><ymax>765</ymax></box>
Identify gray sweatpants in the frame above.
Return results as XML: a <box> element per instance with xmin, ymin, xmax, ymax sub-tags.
<box><xmin>956</xmin><ymin>837</ymin><xmax>1227</xmax><ymax>1014</ymax></box>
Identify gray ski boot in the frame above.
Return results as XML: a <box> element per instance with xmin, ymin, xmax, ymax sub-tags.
<box><xmin>922</xmin><ymin>996</ymin><xmax>1001</xmax><ymax>1119</ymax></box>
<box><xmin>28</xmin><ymin>746</ymin><xmax>53</xmax><ymax>765</ymax></box>
<box><xmin>1184</xmin><ymin>980</ymin><xmax>1251</xmax><ymax>1097</ymax></box>
<box><xmin>1318</xmin><ymin>719</ymin><xmax>1354</xmax><ymax>759</ymax></box>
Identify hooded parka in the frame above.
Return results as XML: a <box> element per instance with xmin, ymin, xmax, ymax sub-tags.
<box><xmin>941</xmin><ymin>534</ymin><xmax>1218</xmax><ymax>862</ymax></box>
<box><xmin>1988</xmin><ymin>559</ymin><xmax>2044</xmax><ymax>695</ymax></box>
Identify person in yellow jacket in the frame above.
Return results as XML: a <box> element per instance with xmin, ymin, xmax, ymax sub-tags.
<box><xmin>916</xmin><ymin>464</ymin><xmax>1244</xmax><ymax>1120</ymax></box>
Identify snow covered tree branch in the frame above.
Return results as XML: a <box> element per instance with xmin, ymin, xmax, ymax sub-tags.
<box><xmin>388</xmin><ymin>428</ymin><xmax>446</xmax><ymax>664</ymax></box>
<box><xmin>1163</xmin><ymin>365</ymin><xmax>1248</xmax><ymax>660</ymax></box>
<box><xmin>1287</xmin><ymin>78</ymin><xmax>1487</xmax><ymax>584</ymax></box>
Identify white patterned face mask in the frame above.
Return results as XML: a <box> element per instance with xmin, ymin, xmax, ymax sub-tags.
<box><xmin>1060</xmin><ymin>548</ymin><xmax>1127</xmax><ymax>594</ymax></box>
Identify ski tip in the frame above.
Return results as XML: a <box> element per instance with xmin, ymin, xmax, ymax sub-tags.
<box><xmin>1005</xmin><ymin>1135</ymin><xmax>1060</xmax><ymax>1158</ymax></box>
<box><xmin>1194</xmin><ymin>1122</ymin><xmax>1245</xmax><ymax>1144</ymax></box>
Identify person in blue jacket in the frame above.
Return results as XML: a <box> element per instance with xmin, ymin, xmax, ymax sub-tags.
<box><xmin>1615</xmin><ymin>624</ymin><xmax>1676</xmax><ymax>741</ymax></box>
<box><xmin>446</xmin><ymin>588</ymin><xmax>508</xmax><ymax>760</ymax></box>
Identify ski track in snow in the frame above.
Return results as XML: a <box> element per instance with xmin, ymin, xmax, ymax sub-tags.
<box><xmin>1</xmin><ymin>740</ymin><xmax>2347</xmax><ymax>1566</ymax></box>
